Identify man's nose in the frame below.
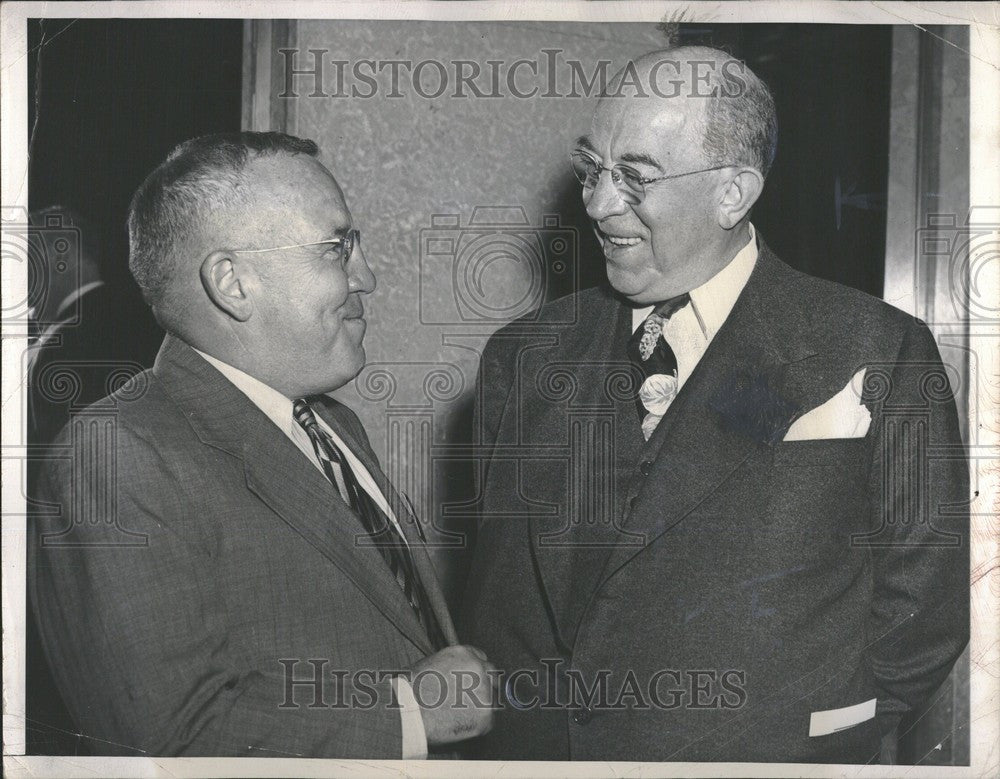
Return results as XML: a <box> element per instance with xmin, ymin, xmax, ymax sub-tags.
<box><xmin>584</xmin><ymin>170</ymin><xmax>629</xmax><ymax>221</ymax></box>
<box><xmin>348</xmin><ymin>243</ymin><xmax>376</xmax><ymax>294</ymax></box>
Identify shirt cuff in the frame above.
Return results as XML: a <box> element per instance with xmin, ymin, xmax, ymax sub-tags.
<box><xmin>393</xmin><ymin>675</ymin><xmax>428</xmax><ymax>759</ymax></box>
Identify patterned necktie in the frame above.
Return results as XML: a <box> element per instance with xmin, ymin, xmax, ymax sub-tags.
<box><xmin>626</xmin><ymin>294</ymin><xmax>691</xmax><ymax>422</ymax></box>
<box><xmin>292</xmin><ymin>397</ymin><xmax>445</xmax><ymax>649</ymax></box>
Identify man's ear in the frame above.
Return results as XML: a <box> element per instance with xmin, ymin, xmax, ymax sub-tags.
<box><xmin>200</xmin><ymin>250</ymin><xmax>254</xmax><ymax>322</ymax></box>
<box><xmin>717</xmin><ymin>168</ymin><xmax>764</xmax><ymax>229</ymax></box>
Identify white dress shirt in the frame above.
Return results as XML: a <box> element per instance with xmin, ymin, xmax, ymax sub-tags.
<box><xmin>193</xmin><ymin>349</ymin><xmax>428</xmax><ymax>759</ymax></box>
<box><xmin>631</xmin><ymin>223</ymin><xmax>759</xmax><ymax>393</ymax></box>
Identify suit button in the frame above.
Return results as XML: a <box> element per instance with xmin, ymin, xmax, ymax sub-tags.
<box><xmin>639</xmin><ymin>460</ymin><xmax>653</xmax><ymax>476</ymax></box>
<box><xmin>628</xmin><ymin>496</ymin><xmax>639</xmax><ymax>510</ymax></box>
<box><xmin>573</xmin><ymin>706</ymin><xmax>592</xmax><ymax>725</ymax></box>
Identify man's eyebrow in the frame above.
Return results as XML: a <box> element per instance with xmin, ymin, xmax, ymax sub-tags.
<box><xmin>573</xmin><ymin>138</ymin><xmax>664</xmax><ymax>171</ymax></box>
<box><xmin>618</xmin><ymin>151</ymin><xmax>663</xmax><ymax>171</ymax></box>
<box><xmin>323</xmin><ymin>225</ymin><xmax>350</xmax><ymax>240</ymax></box>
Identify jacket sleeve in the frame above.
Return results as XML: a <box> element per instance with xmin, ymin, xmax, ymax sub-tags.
<box><xmin>28</xmin><ymin>416</ymin><xmax>406</xmax><ymax>758</ymax></box>
<box><xmin>863</xmin><ymin>320</ymin><xmax>969</xmax><ymax>736</ymax></box>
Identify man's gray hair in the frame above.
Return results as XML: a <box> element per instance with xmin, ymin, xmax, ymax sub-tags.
<box><xmin>127</xmin><ymin>131</ymin><xmax>319</xmax><ymax>311</ymax></box>
<box><xmin>613</xmin><ymin>46</ymin><xmax>778</xmax><ymax>178</ymax></box>
<box><xmin>685</xmin><ymin>46</ymin><xmax>778</xmax><ymax>177</ymax></box>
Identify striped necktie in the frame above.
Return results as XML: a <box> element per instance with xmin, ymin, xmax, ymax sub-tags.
<box><xmin>292</xmin><ymin>397</ymin><xmax>445</xmax><ymax>649</ymax></box>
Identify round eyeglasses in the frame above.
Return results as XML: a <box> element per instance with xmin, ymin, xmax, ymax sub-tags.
<box><xmin>570</xmin><ymin>151</ymin><xmax>733</xmax><ymax>205</ymax></box>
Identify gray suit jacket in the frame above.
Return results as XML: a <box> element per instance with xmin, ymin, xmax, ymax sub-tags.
<box><xmin>29</xmin><ymin>334</ymin><xmax>456</xmax><ymax>757</ymax></box>
<box><xmin>462</xmin><ymin>244</ymin><xmax>968</xmax><ymax>763</ymax></box>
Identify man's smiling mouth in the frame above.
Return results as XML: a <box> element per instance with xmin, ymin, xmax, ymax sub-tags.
<box><xmin>596</xmin><ymin>225</ymin><xmax>644</xmax><ymax>249</ymax></box>
<box><xmin>605</xmin><ymin>235</ymin><xmax>642</xmax><ymax>247</ymax></box>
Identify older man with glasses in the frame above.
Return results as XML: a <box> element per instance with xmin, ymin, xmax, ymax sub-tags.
<box><xmin>462</xmin><ymin>46</ymin><xmax>968</xmax><ymax>764</ymax></box>
<box><xmin>29</xmin><ymin>131</ymin><xmax>496</xmax><ymax>758</ymax></box>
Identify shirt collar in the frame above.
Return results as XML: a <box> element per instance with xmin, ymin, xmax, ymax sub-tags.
<box><xmin>631</xmin><ymin>222</ymin><xmax>758</xmax><ymax>336</ymax></box>
<box><xmin>192</xmin><ymin>347</ymin><xmax>297</xmax><ymax>434</ymax></box>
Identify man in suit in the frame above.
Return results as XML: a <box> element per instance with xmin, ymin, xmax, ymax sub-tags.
<box><xmin>462</xmin><ymin>47</ymin><xmax>968</xmax><ymax>763</ymax></box>
<box><xmin>29</xmin><ymin>132</ymin><xmax>495</xmax><ymax>757</ymax></box>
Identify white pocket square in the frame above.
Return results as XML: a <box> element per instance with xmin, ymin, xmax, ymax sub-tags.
<box><xmin>783</xmin><ymin>369</ymin><xmax>870</xmax><ymax>441</ymax></box>
<box><xmin>809</xmin><ymin>697</ymin><xmax>877</xmax><ymax>737</ymax></box>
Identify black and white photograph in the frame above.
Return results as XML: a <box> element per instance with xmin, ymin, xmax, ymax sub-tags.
<box><xmin>2</xmin><ymin>2</ymin><xmax>997</xmax><ymax>777</ymax></box>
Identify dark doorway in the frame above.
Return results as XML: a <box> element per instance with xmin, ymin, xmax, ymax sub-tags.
<box><xmin>677</xmin><ymin>23</ymin><xmax>892</xmax><ymax>297</ymax></box>
<box><xmin>27</xmin><ymin>18</ymin><xmax>244</xmax><ymax>341</ymax></box>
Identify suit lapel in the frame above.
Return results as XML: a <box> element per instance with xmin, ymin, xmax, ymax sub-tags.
<box><xmin>154</xmin><ymin>336</ymin><xmax>434</xmax><ymax>655</ymax></box>
<box><xmin>595</xmin><ymin>247</ymin><xmax>820</xmax><ymax>590</ymax></box>
<box><xmin>526</xmin><ymin>291</ymin><xmax>644</xmax><ymax>649</ymax></box>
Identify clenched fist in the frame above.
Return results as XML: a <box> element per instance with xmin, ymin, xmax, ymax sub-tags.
<box><xmin>410</xmin><ymin>644</ymin><xmax>497</xmax><ymax>745</ymax></box>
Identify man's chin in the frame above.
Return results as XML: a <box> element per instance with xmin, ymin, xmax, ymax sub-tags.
<box><xmin>312</xmin><ymin>346</ymin><xmax>366</xmax><ymax>396</ymax></box>
<box><xmin>606</xmin><ymin>266</ymin><xmax>655</xmax><ymax>303</ymax></box>
<box><xmin>606</xmin><ymin>266</ymin><xmax>688</xmax><ymax>306</ymax></box>
<box><xmin>346</xmin><ymin>345</ymin><xmax>366</xmax><ymax>379</ymax></box>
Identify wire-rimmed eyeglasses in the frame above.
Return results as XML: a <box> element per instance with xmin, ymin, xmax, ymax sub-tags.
<box><xmin>570</xmin><ymin>151</ymin><xmax>733</xmax><ymax>205</ymax></box>
<box><xmin>232</xmin><ymin>229</ymin><xmax>361</xmax><ymax>264</ymax></box>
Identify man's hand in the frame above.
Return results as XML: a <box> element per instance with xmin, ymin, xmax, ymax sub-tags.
<box><xmin>410</xmin><ymin>644</ymin><xmax>497</xmax><ymax>746</ymax></box>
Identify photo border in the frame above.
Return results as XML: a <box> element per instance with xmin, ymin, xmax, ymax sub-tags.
<box><xmin>2</xmin><ymin>2</ymin><xmax>996</xmax><ymax>777</ymax></box>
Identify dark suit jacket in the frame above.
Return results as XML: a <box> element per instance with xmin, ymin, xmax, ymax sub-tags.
<box><xmin>29</xmin><ymin>334</ymin><xmax>457</xmax><ymax>757</ymax></box>
<box><xmin>26</xmin><ymin>280</ymin><xmax>160</xmax><ymax>755</ymax></box>
<box><xmin>461</xmin><ymin>244</ymin><xmax>968</xmax><ymax>763</ymax></box>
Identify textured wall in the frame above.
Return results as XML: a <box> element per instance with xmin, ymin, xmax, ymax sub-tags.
<box><xmin>265</xmin><ymin>20</ymin><xmax>667</xmax><ymax>592</ymax></box>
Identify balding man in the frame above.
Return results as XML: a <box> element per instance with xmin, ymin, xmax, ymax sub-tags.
<box><xmin>29</xmin><ymin>132</ymin><xmax>494</xmax><ymax>757</ymax></box>
<box><xmin>462</xmin><ymin>47</ymin><xmax>968</xmax><ymax>763</ymax></box>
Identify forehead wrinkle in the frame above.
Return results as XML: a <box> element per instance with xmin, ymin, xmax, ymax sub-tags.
<box><xmin>592</xmin><ymin>96</ymin><xmax>697</xmax><ymax>170</ymax></box>
<box><xmin>589</xmin><ymin>97</ymin><xmax>632</xmax><ymax>162</ymax></box>
<box><xmin>647</xmin><ymin>109</ymin><xmax>693</xmax><ymax>166</ymax></box>
<box><xmin>250</xmin><ymin>156</ymin><xmax>352</xmax><ymax>248</ymax></box>
<box><xmin>327</xmin><ymin>199</ymin><xmax>355</xmax><ymax>236</ymax></box>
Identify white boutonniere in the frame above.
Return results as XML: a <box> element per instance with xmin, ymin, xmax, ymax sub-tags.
<box><xmin>638</xmin><ymin>372</ymin><xmax>678</xmax><ymax>440</ymax></box>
